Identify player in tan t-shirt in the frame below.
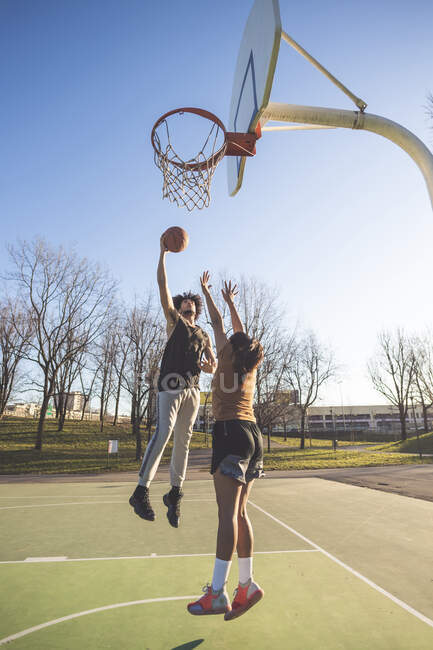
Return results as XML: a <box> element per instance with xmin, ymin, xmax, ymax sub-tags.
<box><xmin>187</xmin><ymin>272</ymin><xmax>265</xmax><ymax>621</ymax></box>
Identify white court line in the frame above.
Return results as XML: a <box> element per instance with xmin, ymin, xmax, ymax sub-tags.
<box><xmin>25</xmin><ymin>557</ymin><xmax>68</xmax><ymax>562</ymax></box>
<box><xmin>0</xmin><ymin>493</ymin><xmax>215</xmax><ymax>499</ymax></box>
<box><xmin>0</xmin><ymin>549</ymin><xmax>318</xmax><ymax>565</ymax></box>
<box><xmin>249</xmin><ymin>500</ymin><xmax>433</xmax><ymax>629</ymax></box>
<box><xmin>0</xmin><ymin>495</ymin><xmax>132</xmax><ymax>499</ymax></box>
<box><xmin>0</xmin><ymin>596</ymin><xmax>197</xmax><ymax>646</ymax></box>
<box><xmin>0</xmin><ymin>498</ymin><xmax>215</xmax><ymax>510</ymax></box>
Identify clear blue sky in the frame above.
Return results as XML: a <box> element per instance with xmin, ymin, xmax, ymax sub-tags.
<box><xmin>1</xmin><ymin>0</ymin><xmax>432</xmax><ymax>406</ymax></box>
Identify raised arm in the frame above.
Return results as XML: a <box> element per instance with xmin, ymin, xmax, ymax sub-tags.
<box><xmin>221</xmin><ymin>280</ymin><xmax>244</xmax><ymax>334</ymax></box>
<box><xmin>200</xmin><ymin>333</ymin><xmax>217</xmax><ymax>374</ymax></box>
<box><xmin>157</xmin><ymin>237</ymin><xmax>178</xmax><ymax>328</ymax></box>
<box><xmin>200</xmin><ymin>271</ymin><xmax>227</xmax><ymax>353</ymax></box>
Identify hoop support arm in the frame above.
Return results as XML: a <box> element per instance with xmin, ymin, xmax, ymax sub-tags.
<box><xmin>281</xmin><ymin>31</ymin><xmax>367</xmax><ymax>112</ymax></box>
<box><xmin>261</xmin><ymin>102</ymin><xmax>433</xmax><ymax>209</ymax></box>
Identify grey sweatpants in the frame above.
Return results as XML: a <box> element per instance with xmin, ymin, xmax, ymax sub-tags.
<box><xmin>138</xmin><ymin>387</ymin><xmax>201</xmax><ymax>488</ymax></box>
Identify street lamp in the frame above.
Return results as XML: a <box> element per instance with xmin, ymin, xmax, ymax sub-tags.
<box><xmin>338</xmin><ymin>380</ymin><xmax>347</xmax><ymax>440</ymax></box>
<box><xmin>330</xmin><ymin>407</ymin><xmax>337</xmax><ymax>451</ymax></box>
<box><xmin>410</xmin><ymin>392</ymin><xmax>422</xmax><ymax>460</ymax></box>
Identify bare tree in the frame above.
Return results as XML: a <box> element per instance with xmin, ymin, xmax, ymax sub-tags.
<box><xmin>214</xmin><ymin>276</ymin><xmax>296</xmax><ymax>451</ymax></box>
<box><xmin>112</xmin><ymin>316</ymin><xmax>130</xmax><ymax>426</ymax></box>
<box><xmin>368</xmin><ymin>329</ymin><xmax>416</xmax><ymax>441</ymax></box>
<box><xmin>285</xmin><ymin>331</ymin><xmax>336</xmax><ymax>448</ymax></box>
<box><xmin>254</xmin><ymin>332</ymin><xmax>296</xmax><ymax>451</ymax></box>
<box><xmin>120</xmin><ymin>297</ymin><xmax>165</xmax><ymax>460</ymax></box>
<box><xmin>0</xmin><ymin>298</ymin><xmax>33</xmax><ymax>417</ymax></box>
<box><xmin>53</xmin><ymin>330</ymin><xmax>88</xmax><ymax>431</ymax></box>
<box><xmin>144</xmin><ymin>346</ymin><xmax>162</xmax><ymax>445</ymax></box>
<box><xmin>78</xmin><ymin>363</ymin><xmax>96</xmax><ymax>421</ymax></box>
<box><xmin>6</xmin><ymin>238</ymin><xmax>116</xmax><ymax>449</ymax></box>
<box><xmin>93</xmin><ymin>322</ymin><xmax>119</xmax><ymax>432</ymax></box>
<box><xmin>412</xmin><ymin>334</ymin><xmax>433</xmax><ymax>433</ymax></box>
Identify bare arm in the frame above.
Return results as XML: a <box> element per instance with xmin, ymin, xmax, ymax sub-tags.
<box><xmin>221</xmin><ymin>280</ymin><xmax>244</xmax><ymax>334</ymax></box>
<box><xmin>200</xmin><ymin>333</ymin><xmax>217</xmax><ymax>373</ymax></box>
<box><xmin>200</xmin><ymin>271</ymin><xmax>227</xmax><ymax>353</ymax></box>
<box><xmin>157</xmin><ymin>237</ymin><xmax>178</xmax><ymax>329</ymax></box>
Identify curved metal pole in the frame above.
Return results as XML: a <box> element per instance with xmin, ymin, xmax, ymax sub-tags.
<box><xmin>261</xmin><ymin>102</ymin><xmax>433</xmax><ymax>209</ymax></box>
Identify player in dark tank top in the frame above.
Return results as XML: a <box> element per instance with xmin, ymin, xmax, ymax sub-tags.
<box><xmin>129</xmin><ymin>236</ymin><xmax>216</xmax><ymax>528</ymax></box>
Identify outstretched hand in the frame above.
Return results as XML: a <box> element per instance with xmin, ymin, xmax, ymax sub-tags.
<box><xmin>200</xmin><ymin>270</ymin><xmax>212</xmax><ymax>293</ymax></box>
<box><xmin>200</xmin><ymin>357</ymin><xmax>217</xmax><ymax>374</ymax></box>
<box><xmin>221</xmin><ymin>280</ymin><xmax>238</xmax><ymax>304</ymax></box>
<box><xmin>160</xmin><ymin>235</ymin><xmax>168</xmax><ymax>253</ymax></box>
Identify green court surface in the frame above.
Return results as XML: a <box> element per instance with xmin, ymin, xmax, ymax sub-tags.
<box><xmin>1</xmin><ymin>478</ymin><xmax>433</xmax><ymax>649</ymax></box>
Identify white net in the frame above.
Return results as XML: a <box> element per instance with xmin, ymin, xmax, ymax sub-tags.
<box><xmin>152</xmin><ymin>112</ymin><xmax>227</xmax><ymax>211</ymax></box>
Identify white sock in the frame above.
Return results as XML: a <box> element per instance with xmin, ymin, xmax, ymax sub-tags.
<box><xmin>238</xmin><ymin>557</ymin><xmax>253</xmax><ymax>584</ymax></box>
<box><xmin>211</xmin><ymin>558</ymin><xmax>232</xmax><ymax>591</ymax></box>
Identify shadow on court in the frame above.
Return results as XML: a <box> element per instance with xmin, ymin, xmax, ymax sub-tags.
<box><xmin>172</xmin><ymin>640</ymin><xmax>204</xmax><ymax>650</ymax></box>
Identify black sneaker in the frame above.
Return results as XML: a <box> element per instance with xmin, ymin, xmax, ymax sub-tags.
<box><xmin>129</xmin><ymin>486</ymin><xmax>155</xmax><ymax>521</ymax></box>
<box><xmin>163</xmin><ymin>487</ymin><xmax>183</xmax><ymax>528</ymax></box>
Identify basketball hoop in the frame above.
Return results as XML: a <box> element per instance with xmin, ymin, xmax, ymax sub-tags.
<box><xmin>151</xmin><ymin>107</ymin><xmax>260</xmax><ymax>211</ymax></box>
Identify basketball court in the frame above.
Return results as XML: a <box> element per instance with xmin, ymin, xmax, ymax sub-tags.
<box><xmin>2</xmin><ymin>1</ymin><xmax>433</xmax><ymax>648</ymax></box>
<box><xmin>1</xmin><ymin>476</ymin><xmax>432</xmax><ymax>649</ymax></box>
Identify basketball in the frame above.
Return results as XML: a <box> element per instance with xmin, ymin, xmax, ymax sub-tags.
<box><xmin>162</xmin><ymin>226</ymin><xmax>189</xmax><ymax>253</ymax></box>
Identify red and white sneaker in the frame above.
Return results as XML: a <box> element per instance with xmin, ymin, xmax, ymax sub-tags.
<box><xmin>224</xmin><ymin>579</ymin><xmax>264</xmax><ymax>621</ymax></box>
<box><xmin>187</xmin><ymin>584</ymin><xmax>231</xmax><ymax>616</ymax></box>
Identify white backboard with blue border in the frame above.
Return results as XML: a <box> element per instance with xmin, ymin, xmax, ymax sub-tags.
<box><xmin>227</xmin><ymin>0</ymin><xmax>281</xmax><ymax>196</ymax></box>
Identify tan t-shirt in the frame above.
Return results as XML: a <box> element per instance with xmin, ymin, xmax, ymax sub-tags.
<box><xmin>212</xmin><ymin>342</ymin><xmax>256</xmax><ymax>422</ymax></box>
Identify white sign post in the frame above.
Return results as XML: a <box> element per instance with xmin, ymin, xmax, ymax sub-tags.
<box><xmin>107</xmin><ymin>439</ymin><xmax>119</xmax><ymax>469</ymax></box>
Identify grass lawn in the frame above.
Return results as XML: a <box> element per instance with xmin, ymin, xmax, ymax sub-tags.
<box><xmin>263</xmin><ymin>447</ymin><xmax>433</xmax><ymax>471</ymax></box>
<box><xmin>371</xmin><ymin>431</ymin><xmax>433</xmax><ymax>454</ymax></box>
<box><xmin>0</xmin><ymin>417</ymin><xmax>210</xmax><ymax>475</ymax></box>
<box><xmin>264</xmin><ymin>431</ymin><xmax>433</xmax><ymax>470</ymax></box>
<box><xmin>1</xmin><ymin>418</ymin><xmax>432</xmax><ymax>475</ymax></box>
<box><xmin>270</xmin><ymin>436</ymin><xmax>372</xmax><ymax>449</ymax></box>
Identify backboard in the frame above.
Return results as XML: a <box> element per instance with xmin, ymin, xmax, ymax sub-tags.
<box><xmin>227</xmin><ymin>0</ymin><xmax>282</xmax><ymax>196</ymax></box>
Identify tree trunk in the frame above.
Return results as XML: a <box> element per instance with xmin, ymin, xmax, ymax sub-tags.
<box><xmin>99</xmin><ymin>383</ymin><xmax>106</xmax><ymax>432</ymax></box>
<box><xmin>113</xmin><ymin>354</ymin><xmax>127</xmax><ymax>425</ymax></box>
<box><xmin>422</xmin><ymin>404</ymin><xmax>429</xmax><ymax>434</ymax></box>
<box><xmin>80</xmin><ymin>394</ymin><xmax>90</xmax><ymax>421</ymax></box>
<box><xmin>134</xmin><ymin>401</ymin><xmax>142</xmax><ymax>460</ymax></box>
<box><xmin>58</xmin><ymin>393</ymin><xmax>68</xmax><ymax>432</ymax></box>
<box><xmin>299</xmin><ymin>411</ymin><xmax>306</xmax><ymax>449</ymax></box>
<box><xmin>35</xmin><ymin>394</ymin><xmax>50</xmax><ymax>450</ymax></box>
<box><xmin>113</xmin><ymin>377</ymin><xmax>121</xmax><ymax>425</ymax></box>
<box><xmin>58</xmin><ymin>410</ymin><xmax>66</xmax><ymax>432</ymax></box>
<box><xmin>399</xmin><ymin>407</ymin><xmax>407</xmax><ymax>441</ymax></box>
<box><xmin>267</xmin><ymin>427</ymin><xmax>271</xmax><ymax>453</ymax></box>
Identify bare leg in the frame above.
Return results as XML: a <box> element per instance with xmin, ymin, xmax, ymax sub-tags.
<box><xmin>237</xmin><ymin>480</ymin><xmax>255</xmax><ymax>558</ymax></box>
<box><xmin>213</xmin><ymin>469</ymin><xmax>243</xmax><ymax>560</ymax></box>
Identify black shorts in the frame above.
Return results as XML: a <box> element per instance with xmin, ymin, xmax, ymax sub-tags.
<box><xmin>211</xmin><ymin>420</ymin><xmax>264</xmax><ymax>484</ymax></box>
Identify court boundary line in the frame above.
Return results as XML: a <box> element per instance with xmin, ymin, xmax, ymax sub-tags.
<box><xmin>0</xmin><ymin>499</ymin><xmax>215</xmax><ymax>510</ymax></box>
<box><xmin>0</xmin><ymin>596</ymin><xmax>198</xmax><ymax>646</ymax></box>
<box><xmin>249</xmin><ymin>500</ymin><xmax>433</xmax><ymax>629</ymax></box>
<box><xmin>0</xmin><ymin>549</ymin><xmax>319</xmax><ymax>565</ymax></box>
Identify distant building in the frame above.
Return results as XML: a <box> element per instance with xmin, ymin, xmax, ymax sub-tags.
<box><xmin>193</xmin><ymin>393</ymin><xmax>432</xmax><ymax>435</ymax></box>
<box><xmin>5</xmin><ymin>392</ymin><xmax>90</xmax><ymax>420</ymax></box>
<box><xmin>306</xmin><ymin>404</ymin><xmax>432</xmax><ymax>433</ymax></box>
<box><xmin>5</xmin><ymin>402</ymin><xmax>55</xmax><ymax>418</ymax></box>
<box><xmin>53</xmin><ymin>391</ymin><xmax>86</xmax><ymax>413</ymax></box>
